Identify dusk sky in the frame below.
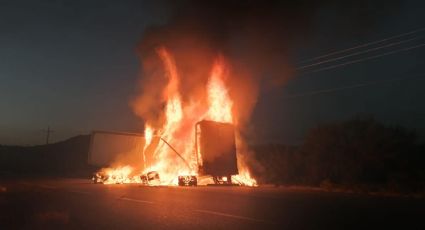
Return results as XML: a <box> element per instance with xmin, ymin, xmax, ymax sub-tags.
<box><xmin>1</xmin><ymin>0</ymin><xmax>425</xmax><ymax>145</ymax></box>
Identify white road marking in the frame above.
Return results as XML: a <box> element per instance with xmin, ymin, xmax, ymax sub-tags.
<box><xmin>119</xmin><ymin>197</ymin><xmax>154</xmax><ymax>204</ymax></box>
<box><xmin>194</xmin><ymin>209</ymin><xmax>274</xmax><ymax>224</ymax></box>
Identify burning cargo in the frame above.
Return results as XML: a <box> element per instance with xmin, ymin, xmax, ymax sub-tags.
<box><xmin>196</xmin><ymin>120</ymin><xmax>238</xmax><ymax>184</ymax></box>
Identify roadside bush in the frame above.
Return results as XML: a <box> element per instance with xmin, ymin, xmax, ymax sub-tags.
<box><xmin>252</xmin><ymin>118</ymin><xmax>425</xmax><ymax>193</ymax></box>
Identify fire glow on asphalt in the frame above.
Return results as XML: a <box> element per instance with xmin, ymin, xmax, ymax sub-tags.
<box><xmin>98</xmin><ymin>47</ymin><xmax>256</xmax><ymax>186</ymax></box>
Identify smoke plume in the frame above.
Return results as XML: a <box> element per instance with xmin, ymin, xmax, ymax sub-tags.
<box><xmin>132</xmin><ymin>0</ymin><xmax>403</xmax><ymax>133</ymax></box>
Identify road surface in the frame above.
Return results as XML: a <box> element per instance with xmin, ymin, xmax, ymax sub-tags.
<box><xmin>1</xmin><ymin>178</ymin><xmax>424</xmax><ymax>229</ymax></box>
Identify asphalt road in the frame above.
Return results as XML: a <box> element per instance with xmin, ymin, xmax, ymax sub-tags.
<box><xmin>1</xmin><ymin>178</ymin><xmax>424</xmax><ymax>229</ymax></box>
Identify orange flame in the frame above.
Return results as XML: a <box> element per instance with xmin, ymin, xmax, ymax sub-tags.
<box><xmin>206</xmin><ymin>58</ymin><xmax>233</xmax><ymax>123</ymax></box>
<box><xmin>141</xmin><ymin>47</ymin><xmax>191</xmax><ymax>185</ymax></box>
<box><xmin>142</xmin><ymin>124</ymin><xmax>153</xmax><ymax>169</ymax></box>
<box><xmin>143</xmin><ymin>125</ymin><xmax>153</xmax><ymax>150</ymax></box>
<box><xmin>100</xmin><ymin>166</ymin><xmax>141</xmax><ymax>184</ymax></box>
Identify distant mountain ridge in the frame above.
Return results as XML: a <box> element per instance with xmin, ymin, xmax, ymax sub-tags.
<box><xmin>0</xmin><ymin>135</ymin><xmax>97</xmax><ymax>177</ymax></box>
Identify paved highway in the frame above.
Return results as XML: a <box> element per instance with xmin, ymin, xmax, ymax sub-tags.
<box><xmin>1</xmin><ymin>178</ymin><xmax>424</xmax><ymax>229</ymax></box>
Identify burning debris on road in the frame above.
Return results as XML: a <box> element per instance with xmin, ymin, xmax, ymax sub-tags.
<box><xmin>178</xmin><ymin>175</ymin><xmax>197</xmax><ymax>186</ymax></box>
<box><xmin>92</xmin><ymin>172</ymin><xmax>107</xmax><ymax>184</ymax></box>
<box><xmin>92</xmin><ymin>168</ymin><xmax>161</xmax><ymax>185</ymax></box>
<box><xmin>140</xmin><ymin>171</ymin><xmax>161</xmax><ymax>185</ymax></box>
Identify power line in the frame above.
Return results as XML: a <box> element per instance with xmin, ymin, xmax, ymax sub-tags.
<box><xmin>301</xmin><ymin>43</ymin><xmax>425</xmax><ymax>75</ymax></box>
<box><xmin>296</xmin><ymin>37</ymin><xmax>422</xmax><ymax>70</ymax></box>
<box><xmin>284</xmin><ymin>28</ymin><xmax>425</xmax><ymax>101</ymax></box>
<box><xmin>298</xmin><ymin>27</ymin><xmax>425</xmax><ymax>64</ymax></box>
<box><xmin>284</xmin><ymin>73</ymin><xmax>425</xmax><ymax>99</ymax></box>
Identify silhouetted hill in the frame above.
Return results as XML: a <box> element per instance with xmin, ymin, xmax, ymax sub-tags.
<box><xmin>0</xmin><ymin>135</ymin><xmax>97</xmax><ymax>177</ymax></box>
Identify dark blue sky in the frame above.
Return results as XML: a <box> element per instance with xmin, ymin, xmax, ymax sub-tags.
<box><xmin>252</xmin><ymin>0</ymin><xmax>425</xmax><ymax>144</ymax></box>
<box><xmin>1</xmin><ymin>0</ymin><xmax>425</xmax><ymax>145</ymax></box>
<box><xmin>0</xmin><ymin>1</ymin><xmax>168</xmax><ymax>144</ymax></box>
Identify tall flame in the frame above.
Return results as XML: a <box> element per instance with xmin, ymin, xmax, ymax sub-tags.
<box><xmin>156</xmin><ymin>47</ymin><xmax>183</xmax><ymax>137</ymax></box>
<box><xmin>142</xmin><ymin>124</ymin><xmax>153</xmax><ymax>169</ymax></box>
<box><xmin>207</xmin><ymin>58</ymin><xmax>233</xmax><ymax>123</ymax></box>
<box><xmin>142</xmin><ymin>47</ymin><xmax>189</xmax><ymax>185</ymax></box>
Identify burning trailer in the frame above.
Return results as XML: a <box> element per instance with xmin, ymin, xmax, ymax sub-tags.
<box><xmin>90</xmin><ymin>120</ymin><xmax>241</xmax><ymax>186</ymax></box>
<box><xmin>195</xmin><ymin>120</ymin><xmax>238</xmax><ymax>184</ymax></box>
<box><xmin>90</xmin><ymin>117</ymin><xmax>257</xmax><ymax>187</ymax></box>
<box><xmin>92</xmin><ymin>46</ymin><xmax>257</xmax><ymax>187</ymax></box>
<box><xmin>88</xmin><ymin>130</ymin><xmax>144</xmax><ymax>167</ymax></box>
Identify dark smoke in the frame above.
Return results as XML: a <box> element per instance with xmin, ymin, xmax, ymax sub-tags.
<box><xmin>132</xmin><ymin>0</ymin><xmax>403</xmax><ymax>131</ymax></box>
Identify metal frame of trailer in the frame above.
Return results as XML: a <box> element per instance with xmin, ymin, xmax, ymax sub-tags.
<box><xmin>88</xmin><ymin>130</ymin><xmax>145</xmax><ymax>167</ymax></box>
<box><xmin>195</xmin><ymin>120</ymin><xmax>239</xmax><ymax>184</ymax></box>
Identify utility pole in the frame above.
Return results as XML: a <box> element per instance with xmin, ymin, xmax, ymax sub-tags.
<box><xmin>44</xmin><ymin>126</ymin><xmax>54</xmax><ymax>144</ymax></box>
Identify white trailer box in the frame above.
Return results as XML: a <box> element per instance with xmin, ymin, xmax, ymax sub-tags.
<box><xmin>88</xmin><ymin>130</ymin><xmax>145</xmax><ymax>167</ymax></box>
